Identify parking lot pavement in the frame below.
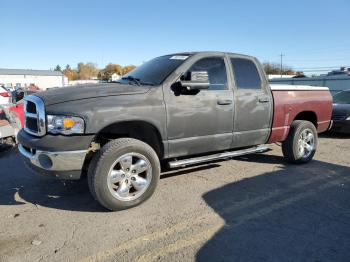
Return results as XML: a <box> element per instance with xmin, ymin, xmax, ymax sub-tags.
<box><xmin>0</xmin><ymin>134</ymin><xmax>349</xmax><ymax>262</ymax></box>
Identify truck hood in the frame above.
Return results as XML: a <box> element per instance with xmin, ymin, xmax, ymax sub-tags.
<box><xmin>34</xmin><ymin>83</ymin><xmax>150</xmax><ymax>105</ymax></box>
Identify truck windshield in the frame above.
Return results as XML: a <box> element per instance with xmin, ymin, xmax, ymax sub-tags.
<box><xmin>333</xmin><ymin>91</ymin><xmax>350</xmax><ymax>104</ymax></box>
<box><xmin>118</xmin><ymin>55</ymin><xmax>190</xmax><ymax>86</ymax></box>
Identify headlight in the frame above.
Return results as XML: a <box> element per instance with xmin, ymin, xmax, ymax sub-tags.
<box><xmin>347</xmin><ymin>116</ymin><xmax>350</xmax><ymax>121</ymax></box>
<box><xmin>47</xmin><ymin>115</ymin><xmax>85</xmax><ymax>135</ymax></box>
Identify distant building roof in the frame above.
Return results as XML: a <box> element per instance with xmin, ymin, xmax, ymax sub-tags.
<box><xmin>0</xmin><ymin>68</ymin><xmax>63</xmax><ymax>76</ymax></box>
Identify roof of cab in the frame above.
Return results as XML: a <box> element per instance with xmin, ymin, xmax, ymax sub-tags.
<box><xmin>168</xmin><ymin>51</ymin><xmax>256</xmax><ymax>60</ymax></box>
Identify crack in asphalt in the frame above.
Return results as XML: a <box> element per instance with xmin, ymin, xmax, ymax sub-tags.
<box><xmin>37</xmin><ymin>225</ymin><xmax>77</xmax><ymax>262</ymax></box>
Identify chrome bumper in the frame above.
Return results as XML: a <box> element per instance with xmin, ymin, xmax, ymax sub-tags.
<box><xmin>18</xmin><ymin>144</ymin><xmax>87</xmax><ymax>171</ymax></box>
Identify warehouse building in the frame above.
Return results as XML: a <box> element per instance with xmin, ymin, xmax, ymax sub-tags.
<box><xmin>270</xmin><ymin>69</ymin><xmax>350</xmax><ymax>95</ymax></box>
<box><xmin>0</xmin><ymin>69</ymin><xmax>67</xmax><ymax>90</ymax></box>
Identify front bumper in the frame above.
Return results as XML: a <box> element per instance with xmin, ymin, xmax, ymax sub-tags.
<box><xmin>17</xmin><ymin>129</ymin><xmax>94</xmax><ymax>180</ymax></box>
<box><xmin>18</xmin><ymin>144</ymin><xmax>87</xmax><ymax>180</ymax></box>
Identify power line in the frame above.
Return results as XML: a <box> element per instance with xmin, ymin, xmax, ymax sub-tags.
<box><xmin>285</xmin><ymin>58</ymin><xmax>350</xmax><ymax>62</ymax></box>
<box><xmin>284</xmin><ymin>44</ymin><xmax>350</xmax><ymax>55</ymax></box>
<box><xmin>301</xmin><ymin>69</ymin><xmax>344</xmax><ymax>72</ymax></box>
<box><xmin>293</xmin><ymin>66</ymin><xmax>350</xmax><ymax>70</ymax></box>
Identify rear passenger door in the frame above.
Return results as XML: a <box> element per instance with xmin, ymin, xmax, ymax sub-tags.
<box><xmin>229</xmin><ymin>56</ymin><xmax>273</xmax><ymax>148</ymax></box>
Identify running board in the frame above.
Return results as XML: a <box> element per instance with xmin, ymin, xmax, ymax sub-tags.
<box><xmin>168</xmin><ymin>146</ymin><xmax>270</xmax><ymax>169</ymax></box>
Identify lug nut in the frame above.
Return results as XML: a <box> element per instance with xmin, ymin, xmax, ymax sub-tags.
<box><xmin>126</xmin><ymin>168</ymin><xmax>129</xmax><ymax>171</ymax></box>
<box><xmin>132</xmin><ymin>170</ymin><xmax>136</xmax><ymax>173</ymax></box>
<box><xmin>121</xmin><ymin>174</ymin><xmax>125</xmax><ymax>178</ymax></box>
<box><xmin>131</xmin><ymin>177</ymin><xmax>136</xmax><ymax>181</ymax></box>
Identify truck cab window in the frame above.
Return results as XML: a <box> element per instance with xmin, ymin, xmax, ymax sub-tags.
<box><xmin>231</xmin><ymin>58</ymin><xmax>261</xmax><ymax>89</ymax></box>
<box><xmin>187</xmin><ymin>57</ymin><xmax>228</xmax><ymax>90</ymax></box>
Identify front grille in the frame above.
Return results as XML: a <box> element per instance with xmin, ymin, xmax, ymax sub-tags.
<box><xmin>26</xmin><ymin>101</ymin><xmax>37</xmax><ymax>114</ymax></box>
<box><xmin>24</xmin><ymin>95</ymin><xmax>46</xmax><ymax>136</ymax></box>
<box><xmin>332</xmin><ymin>112</ymin><xmax>348</xmax><ymax>121</ymax></box>
<box><xmin>26</xmin><ymin>117</ymin><xmax>38</xmax><ymax>131</ymax></box>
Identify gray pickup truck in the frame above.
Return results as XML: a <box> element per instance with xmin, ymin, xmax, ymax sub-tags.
<box><xmin>18</xmin><ymin>52</ymin><xmax>333</xmax><ymax>211</ymax></box>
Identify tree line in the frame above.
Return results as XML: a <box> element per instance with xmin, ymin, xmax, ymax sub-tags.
<box><xmin>54</xmin><ymin>61</ymin><xmax>303</xmax><ymax>81</ymax></box>
<box><xmin>54</xmin><ymin>63</ymin><xmax>136</xmax><ymax>81</ymax></box>
<box><xmin>262</xmin><ymin>62</ymin><xmax>303</xmax><ymax>76</ymax></box>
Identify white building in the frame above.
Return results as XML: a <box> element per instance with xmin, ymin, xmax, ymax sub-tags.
<box><xmin>268</xmin><ymin>74</ymin><xmax>296</xmax><ymax>80</ymax></box>
<box><xmin>110</xmin><ymin>73</ymin><xmax>121</xmax><ymax>82</ymax></box>
<box><xmin>0</xmin><ymin>69</ymin><xmax>67</xmax><ymax>90</ymax></box>
<box><xmin>67</xmin><ymin>80</ymin><xmax>100</xmax><ymax>86</ymax></box>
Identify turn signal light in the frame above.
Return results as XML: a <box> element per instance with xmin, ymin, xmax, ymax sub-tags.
<box><xmin>63</xmin><ymin>118</ymin><xmax>76</xmax><ymax>129</ymax></box>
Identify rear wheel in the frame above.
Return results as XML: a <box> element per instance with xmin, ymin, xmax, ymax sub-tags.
<box><xmin>88</xmin><ymin>138</ymin><xmax>160</xmax><ymax>211</ymax></box>
<box><xmin>282</xmin><ymin>120</ymin><xmax>317</xmax><ymax>164</ymax></box>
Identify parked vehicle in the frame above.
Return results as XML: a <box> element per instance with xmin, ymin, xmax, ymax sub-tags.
<box><xmin>0</xmin><ymin>86</ymin><xmax>11</xmax><ymax>106</ymax></box>
<box><xmin>26</xmin><ymin>83</ymin><xmax>41</xmax><ymax>93</ymax></box>
<box><xmin>0</xmin><ymin>102</ymin><xmax>24</xmax><ymax>146</ymax></box>
<box><xmin>331</xmin><ymin>90</ymin><xmax>350</xmax><ymax>134</ymax></box>
<box><xmin>17</xmin><ymin>52</ymin><xmax>333</xmax><ymax>211</ymax></box>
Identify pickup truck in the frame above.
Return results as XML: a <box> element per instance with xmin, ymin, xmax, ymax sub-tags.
<box><xmin>18</xmin><ymin>52</ymin><xmax>333</xmax><ymax>211</ymax></box>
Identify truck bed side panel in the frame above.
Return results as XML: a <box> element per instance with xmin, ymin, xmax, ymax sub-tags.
<box><xmin>268</xmin><ymin>90</ymin><xmax>332</xmax><ymax>143</ymax></box>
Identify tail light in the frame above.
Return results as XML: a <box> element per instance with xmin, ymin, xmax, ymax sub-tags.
<box><xmin>0</xmin><ymin>92</ymin><xmax>10</xmax><ymax>97</ymax></box>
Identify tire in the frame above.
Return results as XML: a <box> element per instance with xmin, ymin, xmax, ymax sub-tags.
<box><xmin>88</xmin><ymin>138</ymin><xmax>160</xmax><ymax>211</ymax></box>
<box><xmin>282</xmin><ymin>120</ymin><xmax>318</xmax><ymax>164</ymax></box>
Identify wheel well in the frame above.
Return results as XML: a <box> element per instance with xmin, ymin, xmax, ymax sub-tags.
<box><xmin>93</xmin><ymin>121</ymin><xmax>164</xmax><ymax>158</ymax></box>
<box><xmin>293</xmin><ymin>111</ymin><xmax>318</xmax><ymax>127</ymax></box>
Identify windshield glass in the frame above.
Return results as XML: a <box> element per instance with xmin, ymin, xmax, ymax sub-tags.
<box><xmin>118</xmin><ymin>55</ymin><xmax>190</xmax><ymax>86</ymax></box>
<box><xmin>333</xmin><ymin>91</ymin><xmax>350</xmax><ymax>104</ymax></box>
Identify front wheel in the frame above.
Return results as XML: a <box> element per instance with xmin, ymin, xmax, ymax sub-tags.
<box><xmin>88</xmin><ymin>138</ymin><xmax>160</xmax><ymax>211</ymax></box>
<box><xmin>282</xmin><ymin>120</ymin><xmax>318</xmax><ymax>164</ymax></box>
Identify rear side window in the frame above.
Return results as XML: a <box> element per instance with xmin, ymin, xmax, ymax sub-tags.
<box><xmin>231</xmin><ymin>58</ymin><xmax>261</xmax><ymax>89</ymax></box>
<box><xmin>187</xmin><ymin>57</ymin><xmax>228</xmax><ymax>90</ymax></box>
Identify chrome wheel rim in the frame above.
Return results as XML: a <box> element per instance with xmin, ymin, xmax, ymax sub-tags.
<box><xmin>298</xmin><ymin>129</ymin><xmax>315</xmax><ymax>158</ymax></box>
<box><xmin>107</xmin><ymin>152</ymin><xmax>152</xmax><ymax>201</ymax></box>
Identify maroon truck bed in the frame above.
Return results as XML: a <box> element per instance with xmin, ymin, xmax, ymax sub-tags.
<box><xmin>268</xmin><ymin>85</ymin><xmax>333</xmax><ymax>143</ymax></box>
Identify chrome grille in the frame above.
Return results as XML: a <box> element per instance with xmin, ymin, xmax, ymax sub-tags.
<box><xmin>24</xmin><ymin>95</ymin><xmax>46</xmax><ymax>136</ymax></box>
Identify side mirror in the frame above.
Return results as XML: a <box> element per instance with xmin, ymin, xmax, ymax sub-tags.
<box><xmin>180</xmin><ymin>71</ymin><xmax>210</xmax><ymax>90</ymax></box>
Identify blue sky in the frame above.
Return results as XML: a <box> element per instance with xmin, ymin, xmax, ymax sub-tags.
<box><xmin>1</xmin><ymin>0</ymin><xmax>349</xmax><ymax>74</ymax></box>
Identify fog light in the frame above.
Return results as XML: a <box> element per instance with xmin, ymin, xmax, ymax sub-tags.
<box><xmin>38</xmin><ymin>154</ymin><xmax>53</xmax><ymax>169</ymax></box>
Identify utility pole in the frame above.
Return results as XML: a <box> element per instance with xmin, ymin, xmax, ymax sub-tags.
<box><xmin>280</xmin><ymin>53</ymin><xmax>285</xmax><ymax>78</ymax></box>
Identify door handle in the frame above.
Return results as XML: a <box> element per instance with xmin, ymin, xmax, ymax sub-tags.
<box><xmin>258</xmin><ymin>97</ymin><xmax>270</xmax><ymax>103</ymax></box>
<box><xmin>217</xmin><ymin>99</ymin><xmax>232</xmax><ymax>105</ymax></box>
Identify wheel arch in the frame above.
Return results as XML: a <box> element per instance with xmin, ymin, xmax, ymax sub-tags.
<box><xmin>293</xmin><ymin>111</ymin><xmax>318</xmax><ymax>127</ymax></box>
<box><xmin>93</xmin><ymin>120</ymin><xmax>164</xmax><ymax>159</ymax></box>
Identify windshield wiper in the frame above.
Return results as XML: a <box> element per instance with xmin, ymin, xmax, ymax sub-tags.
<box><xmin>121</xmin><ymin>76</ymin><xmax>155</xmax><ymax>86</ymax></box>
<box><xmin>122</xmin><ymin>76</ymin><xmax>141</xmax><ymax>86</ymax></box>
<box><xmin>139</xmin><ymin>81</ymin><xmax>155</xmax><ymax>86</ymax></box>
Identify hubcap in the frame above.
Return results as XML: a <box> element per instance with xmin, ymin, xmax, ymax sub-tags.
<box><xmin>107</xmin><ymin>153</ymin><xmax>152</xmax><ymax>201</ymax></box>
<box><xmin>298</xmin><ymin>129</ymin><xmax>315</xmax><ymax>158</ymax></box>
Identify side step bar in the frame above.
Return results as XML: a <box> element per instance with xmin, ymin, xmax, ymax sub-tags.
<box><xmin>168</xmin><ymin>146</ymin><xmax>270</xmax><ymax>169</ymax></box>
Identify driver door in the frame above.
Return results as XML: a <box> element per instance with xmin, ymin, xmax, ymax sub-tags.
<box><xmin>164</xmin><ymin>56</ymin><xmax>234</xmax><ymax>158</ymax></box>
